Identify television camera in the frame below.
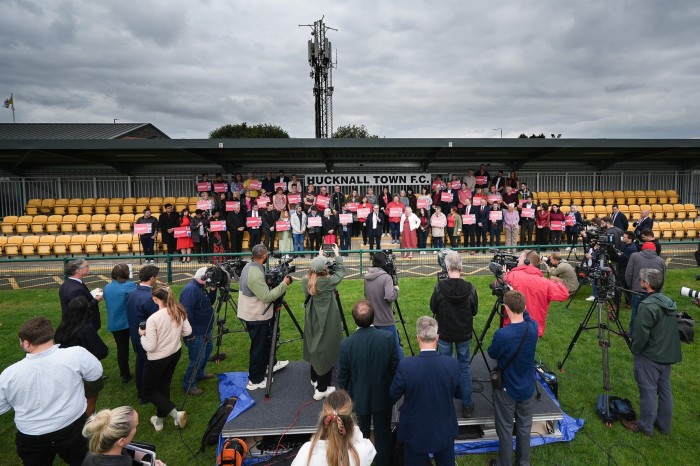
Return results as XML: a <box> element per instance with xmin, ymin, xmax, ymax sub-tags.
<box><xmin>204</xmin><ymin>258</ymin><xmax>247</xmax><ymax>289</ymax></box>
<box><xmin>265</xmin><ymin>254</ymin><xmax>296</xmax><ymax>288</ymax></box>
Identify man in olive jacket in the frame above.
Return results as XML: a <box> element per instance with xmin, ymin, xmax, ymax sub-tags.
<box><xmin>623</xmin><ymin>268</ymin><xmax>682</xmax><ymax>436</ymax></box>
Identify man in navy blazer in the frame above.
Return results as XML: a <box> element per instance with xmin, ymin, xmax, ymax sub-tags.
<box><xmin>338</xmin><ymin>300</ymin><xmax>398</xmax><ymax>466</ymax></box>
<box><xmin>633</xmin><ymin>208</ymin><xmax>654</xmax><ymax>237</ymax></box>
<box><xmin>475</xmin><ymin>197</ymin><xmax>491</xmax><ymax>249</ymax></box>
<box><xmin>390</xmin><ymin>316</ymin><xmax>460</xmax><ymax>466</ymax></box>
<box><xmin>364</xmin><ymin>205</ymin><xmax>385</xmax><ymax>252</ymax></box>
<box><xmin>58</xmin><ymin>258</ymin><xmax>103</xmax><ymax>330</ymax></box>
<box><xmin>611</xmin><ymin>204</ymin><xmax>629</xmax><ymax>232</ymax></box>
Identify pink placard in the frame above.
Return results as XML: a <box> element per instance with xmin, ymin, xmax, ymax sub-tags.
<box><xmin>173</xmin><ymin>226</ymin><xmax>190</xmax><ymax>238</ymax></box>
<box><xmin>389</xmin><ymin>207</ymin><xmax>402</xmax><ymax>217</ymax></box>
<box><xmin>565</xmin><ymin>217</ymin><xmax>575</xmax><ymax>227</ymax></box>
<box><xmin>339</xmin><ymin>213</ymin><xmax>353</xmax><ymax>225</ymax></box>
<box><xmin>489</xmin><ymin>211</ymin><xmax>503</xmax><ymax>221</ymax></box>
<box><xmin>441</xmin><ymin>192</ymin><xmax>453</xmax><ymax>202</ymax></box>
<box><xmin>345</xmin><ymin>202</ymin><xmax>358</xmax><ymax>212</ymax></box>
<box><xmin>431</xmin><ymin>217</ymin><xmax>446</xmax><ymax>228</ymax></box>
<box><xmin>550</xmin><ymin>221</ymin><xmax>564</xmax><ymax>231</ymax></box>
<box><xmin>275</xmin><ymin>220</ymin><xmax>289</xmax><ymax>231</ymax></box>
<box><xmin>451</xmin><ymin>180</ymin><xmax>461</xmax><ymax>190</ymax></box>
<box><xmin>519</xmin><ymin>198</ymin><xmax>528</xmax><ymax>207</ymax></box>
<box><xmin>213</xmin><ymin>182</ymin><xmax>228</xmax><ymax>193</ymax></box>
<box><xmin>521</xmin><ymin>207</ymin><xmax>534</xmax><ymax>218</ymax></box>
<box><xmin>357</xmin><ymin>207</ymin><xmax>370</xmax><ymax>220</ymax></box>
<box><xmin>432</xmin><ymin>180</ymin><xmax>445</xmax><ymax>191</ymax></box>
<box><xmin>246</xmin><ymin>217</ymin><xmax>262</xmax><ymax>228</ymax></box>
<box><xmin>315</xmin><ymin>195</ymin><xmax>330</xmax><ymax>209</ymax></box>
<box><xmin>487</xmin><ymin>195</ymin><xmax>501</xmax><ymax>204</ymax></box>
<box><xmin>473</xmin><ymin>194</ymin><xmax>484</xmax><ymax>204</ymax></box>
<box><xmin>226</xmin><ymin>201</ymin><xmax>239</xmax><ymax>212</ymax></box>
<box><xmin>308</xmin><ymin>216</ymin><xmax>322</xmax><ymax>227</ymax></box>
<box><xmin>209</xmin><ymin>220</ymin><xmax>226</xmax><ymax>232</ymax></box>
<box><xmin>274</xmin><ymin>182</ymin><xmax>286</xmax><ymax>192</ymax></box>
<box><xmin>287</xmin><ymin>193</ymin><xmax>301</xmax><ymax>205</ymax></box>
<box><xmin>197</xmin><ymin>200</ymin><xmax>212</xmax><ymax>210</ymax></box>
<box><xmin>256</xmin><ymin>197</ymin><xmax>270</xmax><ymax>209</ymax></box>
<box><xmin>134</xmin><ymin>223</ymin><xmax>152</xmax><ymax>235</ymax></box>
<box><xmin>475</xmin><ymin>176</ymin><xmax>487</xmax><ymax>185</ymax></box>
<box><xmin>417</xmin><ymin>199</ymin><xmax>429</xmax><ymax>209</ymax></box>
<box><xmin>462</xmin><ymin>214</ymin><xmax>475</xmax><ymax>225</ymax></box>
<box><xmin>197</xmin><ymin>182</ymin><xmax>211</xmax><ymax>192</ymax></box>
<box><xmin>247</xmin><ymin>180</ymin><xmax>261</xmax><ymax>191</ymax></box>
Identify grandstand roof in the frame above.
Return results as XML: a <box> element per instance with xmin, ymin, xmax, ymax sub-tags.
<box><xmin>1</xmin><ymin>137</ymin><xmax>699</xmax><ymax>175</ymax></box>
<box><xmin>0</xmin><ymin>123</ymin><xmax>169</xmax><ymax>140</ymax></box>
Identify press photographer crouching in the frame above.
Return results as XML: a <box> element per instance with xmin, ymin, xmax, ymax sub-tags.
<box><xmin>237</xmin><ymin>244</ymin><xmax>292</xmax><ymax>391</ymax></box>
<box><xmin>363</xmin><ymin>251</ymin><xmax>401</xmax><ymax>359</ymax></box>
<box><xmin>430</xmin><ymin>250</ymin><xmax>478</xmax><ymax>418</ymax></box>
<box><xmin>544</xmin><ymin>253</ymin><xmax>579</xmax><ymax>294</ymax></box>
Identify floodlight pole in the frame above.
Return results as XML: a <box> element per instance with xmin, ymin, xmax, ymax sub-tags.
<box><xmin>301</xmin><ymin>18</ymin><xmax>337</xmax><ymax>138</ymax></box>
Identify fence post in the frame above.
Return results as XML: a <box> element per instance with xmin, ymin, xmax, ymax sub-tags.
<box><xmin>93</xmin><ymin>177</ymin><xmax>98</xmax><ymax>198</ymax></box>
<box><xmin>166</xmin><ymin>254</ymin><xmax>173</xmax><ymax>284</ymax></box>
<box><xmin>359</xmin><ymin>251</ymin><xmax>364</xmax><ymax>275</ymax></box>
<box><xmin>127</xmin><ymin>176</ymin><xmax>132</xmax><ymax>197</ymax></box>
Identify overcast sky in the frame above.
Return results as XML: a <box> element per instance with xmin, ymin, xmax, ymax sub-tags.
<box><xmin>2</xmin><ymin>0</ymin><xmax>699</xmax><ymax>139</ymax></box>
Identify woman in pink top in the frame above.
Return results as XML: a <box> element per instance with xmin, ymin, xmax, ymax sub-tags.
<box><xmin>139</xmin><ymin>283</ymin><xmax>192</xmax><ymax>432</ymax></box>
<box><xmin>386</xmin><ymin>195</ymin><xmax>406</xmax><ymax>244</ymax></box>
<box><xmin>548</xmin><ymin>204</ymin><xmax>566</xmax><ymax>249</ymax></box>
<box><xmin>535</xmin><ymin>203</ymin><xmax>551</xmax><ymax>248</ymax></box>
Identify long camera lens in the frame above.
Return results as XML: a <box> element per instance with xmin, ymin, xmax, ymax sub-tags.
<box><xmin>680</xmin><ymin>287</ymin><xmax>700</xmax><ymax>299</ymax></box>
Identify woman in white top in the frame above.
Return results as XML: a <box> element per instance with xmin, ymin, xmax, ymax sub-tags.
<box><xmin>399</xmin><ymin>206</ymin><xmax>421</xmax><ymax>259</ymax></box>
<box><xmin>139</xmin><ymin>283</ymin><xmax>192</xmax><ymax>432</ymax></box>
<box><xmin>292</xmin><ymin>389</ymin><xmax>375</xmax><ymax>466</ymax></box>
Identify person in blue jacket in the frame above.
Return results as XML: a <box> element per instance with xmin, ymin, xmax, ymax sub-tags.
<box><xmin>103</xmin><ymin>263</ymin><xmax>137</xmax><ymax>384</ymax></box>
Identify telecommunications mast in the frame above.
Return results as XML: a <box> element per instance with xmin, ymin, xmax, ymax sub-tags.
<box><xmin>300</xmin><ymin>17</ymin><xmax>337</xmax><ymax>138</ymax></box>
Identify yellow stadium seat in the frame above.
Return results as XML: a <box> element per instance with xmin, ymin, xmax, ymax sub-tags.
<box><xmin>68</xmin><ymin>234</ymin><xmax>87</xmax><ymax>254</ymax></box>
<box><xmin>0</xmin><ymin>236</ymin><xmax>6</xmax><ymax>255</ymax></box>
<box><xmin>37</xmin><ymin>235</ymin><xmax>55</xmax><ymax>256</ymax></box>
<box><xmin>666</xmin><ymin>190</ymin><xmax>679</xmax><ymax>204</ymax></box>
<box><xmin>121</xmin><ymin>197</ymin><xmax>136</xmax><ymax>214</ymax></box>
<box><xmin>135</xmin><ymin>197</ymin><xmax>150</xmax><ymax>213</ymax></box>
<box><xmin>656</xmin><ymin>190</ymin><xmax>668</xmax><ymax>204</ymax></box>
<box><xmin>650</xmin><ymin>205</ymin><xmax>664</xmax><ymax>219</ymax></box>
<box><xmin>5</xmin><ymin>236</ymin><xmax>24</xmax><ymax>256</ymax></box>
<box><xmin>107</xmin><ymin>198</ymin><xmax>123</xmax><ymax>214</ymax></box>
<box><xmin>163</xmin><ymin>196</ymin><xmax>177</xmax><ymax>206</ymax></box>
<box><xmin>581</xmin><ymin>191</ymin><xmax>594</xmax><ymax>206</ymax></box>
<box><xmin>39</xmin><ymin>199</ymin><xmax>56</xmax><ymax>214</ymax></box>
<box><xmin>54</xmin><ymin>198</ymin><xmax>70</xmax><ymax>215</ymax></box>
<box><xmin>695</xmin><ymin>219</ymin><xmax>700</xmax><ymax>231</ymax></box>
<box><xmin>30</xmin><ymin>215</ymin><xmax>48</xmax><ymax>234</ymax></box>
<box><xmin>20</xmin><ymin>235</ymin><xmax>40</xmax><ymax>256</ymax></box>
<box><xmin>602</xmin><ymin>191</ymin><xmax>615</xmax><ymax>205</ymax></box>
<box><xmin>592</xmin><ymin>191</ymin><xmax>604</xmax><ymax>206</ymax></box>
<box><xmin>100</xmin><ymin>234</ymin><xmax>118</xmax><ymax>254</ymax></box>
<box><xmin>634</xmin><ymin>190</ymin><xmax>647</xmax><ymax>205</ymax></box>
<box><xmin>60</xmin><ymin>214</ymin><xmax>77</xmax><ymax>233</ymax></box>
<box><xmin>116</xmin><ymin>233</ymin><xmax>136</xmax><ymax>254</ymax></box>
<box><xmin>624</xmin><ymin>190</ymin><xmax>636</xmax><ymax>205</ymax></box>
<box><xmin>670</xmin><ymin>221</ymin><xmax>684</xmax><ymax>239</ymax></box>
<box><xmin>25</xmin><ymin>199</ymin><xmax>41</xmax><ymax>215</ymax></box>
<box><xmin>149</xmin><ymin>197</ymin><xmax>164</xmax><ymax>214</ymax></box>
<box><xmin>662</xmin><ymin>204</ymin><xmax>675</xmax><ymax>220</ymax></box>
<box><xmin>74</xmin><ymin>214</ymin><xmax>91</xmax><ymax>232</ymax></box>
<box><xmin>94</xmin><ymin>198</ymin><xmax>110</xmax><ymax>214</ymax></box>
<box><xmin>613</xmin><ymin>191</ymin><xmax>625</xmax><ymax>205</ymax></box>
<box><xmin>682</xmin><ymin>220</ymin><xmax>697</xmax><ymax>240</ymax></box>
<box><xmin>685</xmin><ymin>204</ymin><xmax>697</xmax><ymax>220</ymax></box>
<box><xmin>569</xmin><ymin>191</ymin><xmax>582</xmax><ymax>203</ymax></box>
<box><xmin>84</xmin><ymin>234</ymin><xmax>102</xmax><ymax>254</ymax></box>
<box><xmin>175</xmin><ymin>196</ymin><xmax>189</xmax><ymax>211</ymax></box>
<box><xmin>119</xmin><ymin>214</ymin><xmax>135</xmax><ymax>231</ymax></box>
<box><xmin>67</xmin><ymin>198</ymin><xmax>83</xmax><ymax>215</ymax></box>
<box><xmin>560</xmin><ymin>205</ymin><xmax>571</xmax><ymax>214</ymax></box>
<box><xmin>45</xmin><ymin>215</ymin><xmax>62</xmax><ymax>233</ymax></box>
<box><xmin>582</xmin><ymin>206</ymin><xmax>596</xmax><ymax>220</ymax></box>
<box><xmin>548</xmin><ymin>192</ymin><xmax>560</xmax><ymax>206</ymax></box>
<box><xmin>594</xmin><ymin>206</ymin><xmax>607</xmax><ymax>217</ymax></box>
<box><xmin>189</xmin><ymin>196</ymin><xmax>199</xmax><ymax>203</ymax></box>
<box><xmin>15</xmin><ymin>216</ymin><xmax>32</xmax><ymax>234</ymax></box>
<box><xmin>618</xmin><ymin>204</ymin><xmax>630</xmax><ymax>216</ymax></box>
<box><xmin>559</xmin><ymin>191</ymin><xmax>571</xmax><ymax>203</ymax></box>
<box><xmin>1</xmin><ymin>215</ymin><xmax>18</xmax><ymax>234</ymax></box>
<box><xmin>628</xmin><ymin>205</ymin><xmax>641</xmax><ymax>221</ymax></box>
<box><xmin>674</xmin><ymin>204</ymin><xmax>687</xmax><ymax>220</ymax></box>
<box><xmin>645</xmin><ymin>190</ymin><xmax>658</xmax><ymax>204</ymax></box>
<box><xmin>104</xmin><ymin>214</ymin><xmax>120</xmax><ymax>232</ymax></box>
<box><xmin>53</xmin><ymin>235</ymin><xmax>71</xmax><ymax>255</ymax></box>
<box><xmin>81</xmin><ymin>198</ymin><xmax>96</xmax><ymax>215</ymax></box>
<box><xmin>658</xmin><ymin>221</ymin><xmax>672</xmax><ymax>240</ymax></box>
<box><xmin>89</xmin><ymin>214</ymin><xmax>106</xmax><ymax>232</ymax></box>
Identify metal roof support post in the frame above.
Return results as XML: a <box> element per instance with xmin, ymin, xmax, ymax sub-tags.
<box><xmin>20</xmin><ymin>177</ymin><xmax>27</xmax><ymax>212</ymax></box>
<box><xmin>93</xmin><ymin>177</ymin><xmax>98</xmax><ymax>198</ymax></box>
<box><xmin>161</xmin><ymin>177</ymin><xmax>166</xmax><ymax>197</ymax></box>
<box><xmin>57</xmin><ymin>177</ymin><xmax>62</xmax><ymax>198</ymax></box>
<box><xmin>127</xmin><ymin>176</ymin><xmax>132</xmax><ymax>198</ymax></box>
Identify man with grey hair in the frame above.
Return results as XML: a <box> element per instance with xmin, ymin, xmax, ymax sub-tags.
<box><xmin>59</xmin><ymin>258</ymin><xmax>103</xmax><ymax>330</ymax></box>
<box><xmin>237</xmin><ymin>244</ymin><xmax>292</xmax><ymax>390</ymax></box>
<box><xmin>390</xmin><ymin>316</ymin><xmax>461</xmax><ymax>465</ymax></box>
<box><xmin>622</xmin><ymin>268</ymin><xmax>681</xmax><ymax>436</ymax></box>
<box><xmin>625</xmin><ymin>241</ymin><xmax>666</xmax><ymax>333</ymax></box>
<box><xmin>430</xmin><ymin>250</ymin><xmax>478</xmax><ymax>418</ymax></box>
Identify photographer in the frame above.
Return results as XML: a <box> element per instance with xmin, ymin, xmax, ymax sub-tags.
<box><xmin>430</xmin><ymin>250</ymin><xmax>478</xmax><ymax>418</ymax></box>
<box><xmin>488</xmin><ymin>291</ymin><xmax>538</xmax><ymax>466</ymax></box>
<box><xmin>504</xmin><ymin>250</ymin><xmax>569</xmax><ymax>337</ymax></box>
<box><xmin>364</xmin><ymin>251</ymin><xmax>401</xmax><ymax>359</ymax></box>
<box><xmin>302</xmin><ymin>245</ymin><xmax>346</xmax><ymax>400</ymax></box>
<box><xmin>237</xmin><ymin>244</ymin><xmax>292</xmax><ymax>390</ymax></box>
<box><xmin>625</xmin><ymin>242</ymin><xmax>666</xmax><ymax>333</ymax></box>
<box><xmin>545</xmin><ymin>253</ymin><xmax>578</xmax><ymax>294</ymax></box>
<box><xmin>180</xmin><ymin>267</ymin><xmax>217</xmax><ymax>396</ymax></box>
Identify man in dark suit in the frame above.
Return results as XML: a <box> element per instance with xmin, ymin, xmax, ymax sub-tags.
<box><xmin>390</xmin><ymin>316</ymin><xmax>460</xmax><ymax>466</ymax></box>
<box><xmin>159</xmin><ymin>203</ymin><xmax>180</xmax><ymax>255</ymax></box>
<box><xmin>338</xmin><ymin>301</ymin><xmax>398</xmax><ymax>466</ymax></box>
<box><xmin>58</xmin><ymin>258</ymin><xmax>103</xmax><ymax>330</ymax></box>
<box><xmin>519</xmin><ymin>197</ymin><xmax>536</xmax><ymax>245</ymax></box>
<box><xmin>475</xmin><ymin>197</ymin><xmax>491</xmax><ymax>249</ymax></box>
<box><xmin>611</xmin><ymin>204</ymin><xmax>629</xmax><ymax>232</ymax></box>
<box><xmin>364</xmin><ymin>205</ymin><xmax>384</xmax><ymax>252</ymax></box>
<box><xmin>634</xmin><ymin>208</ymin><xmax>654</xmax><ymax>237</ymax></box>
<box><xmin>247</xmin><ymin>203</ymin><xmax>263</xmax><ymax>250</ymax></box>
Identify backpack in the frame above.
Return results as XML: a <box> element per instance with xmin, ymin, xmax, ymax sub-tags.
<box><xmin>596</xmin><ymin>395</ymin><xmax>636</xmax><ymax>423</ymax></box>
<box><xmin>200</xmin><ymin>396</ymin><xmax>238</xmax><ymax>452</ymax></box>
<box><xmin>677</xmin><ymin>311</ymin><xmax>695</xmax><ymax>343</ymax></box>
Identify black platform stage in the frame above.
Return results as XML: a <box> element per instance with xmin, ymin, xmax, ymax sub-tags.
<box><xmin>221</xmin><ymin>357</ymin><xmax>564</xmax><ymax>445</ymax></box>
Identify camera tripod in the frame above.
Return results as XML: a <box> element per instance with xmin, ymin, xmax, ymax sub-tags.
<box><xmin>264</xmin><ymin>294</ymin><xmax>304</xmax><ymax>398</ymax></box>
<box><xmin>210</xmin><ymin>286</ymin><xmax>246</xmax><ymax>362</ymax></box>
<box><xmin>469</xmin><ymin>287</ymin><xmax>506</xmax><ymax>373</ymax></box>
<box><xmin>335</xmin><ymin>290</ymin><xmax>350</xmax><ymax>337</ymax></box>
<box><xmin>393</xmin><ymin>299</ymin><xmax>415</xmax><ymax>356</ymax></box>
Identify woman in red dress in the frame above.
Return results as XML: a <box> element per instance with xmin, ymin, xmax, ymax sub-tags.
<box><xmin>177</xmin><ymin>209</ymin><xmax>194</xmax><ymax>261</ymax></box>
<box><xmin>399</xmin><ymin>207</ymin><xmax>420</xmax><ymax>258</ymax></box>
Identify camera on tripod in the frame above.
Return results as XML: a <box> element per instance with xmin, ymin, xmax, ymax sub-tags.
<box><xmin>488</xmin><ymin>262</ymin><xmax>512</xmax><ymax>297</ymax></box>
<box><xmin>490</xmin><ymin>249</ymin><xmax>519</xmax><ymax>270</ymax></box>
<box><xmin>379</xmin><ymin>249</ymin><xmax>398</xmax><ymax>284</ymax></box>
<box><xmin>265</xmin><ymin>254</ymin><xmax>296</xmax><ymax>288</ymax></box>
<box><xmin>204</xmin><ymin>258</ymin><xmax>247</xmax><ymax>289</ymax></box>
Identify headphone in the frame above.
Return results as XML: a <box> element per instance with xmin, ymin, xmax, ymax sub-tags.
<box><xmin>522</xmin><ymin>250</ymin><xmax>532</xmax><ymax>266</ymax></box>
<box><xmin>217</xmin><ymin>438</ymin><xmax>247</xmax><ymax>466</ymax></box>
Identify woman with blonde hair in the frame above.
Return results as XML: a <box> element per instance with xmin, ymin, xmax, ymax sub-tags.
<box><xmin>291</xmin><ymin>390</ymin><xmax>375</xmax><ymax>466</ymax></box>
<box><xmin>138</xmin><ymin>283</ymin><xmax>192</xmax><ymax>431</ymax></box>
<box><xmin>82</xmin><ymin>406</ymin><xmax>166</xmax><ymax>465</ymax></box>
<box><xmin>302</xmin><ymin>245</ymin><xmax>346</xmax><ymax>400</ymax></box>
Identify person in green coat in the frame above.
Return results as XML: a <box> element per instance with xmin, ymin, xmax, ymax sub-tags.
<box><xmin>302</xmin><ymin>244</ymin><xmax>346</xmax><ymax>401</ymax></box>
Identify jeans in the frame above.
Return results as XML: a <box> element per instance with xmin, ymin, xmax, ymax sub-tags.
<box><xmin>140</xmin><ymin>235</ymin><xmax>154</xmax><ymax>257</ymax></box>
<box><xmin>111</xmin><ymin>329</ymin><xmax>131</xmax><ymax>379</ymax></box>
<box><xmin>437</xmin><ymin>338</ymin><xmax>472</xmax><ymax>407</ymax></box>
<box><xmin>293</xmin><ymin>233</ymin><xmax>305</xmax><ymax>251</ymax></box>
<box><xmin>417</xmin><ymin>228</ymin><xmax>429</xmax><ymax>249</ymax></box>
<box><xmin>634</xmin><ymin>353</ymin><xmax>673</xmax><ymax>434</ymax></box>
<box><xmin>183</xmin><ymin>334</ymin><xmax>213</xmax><ymax>390</ymax></box>
<box><xmin>432</xmin><ymin>236</ymin><xmax>444</xmax><ymax>249</ymax></box>
<box><xmin>490</xmin><ymin>225</ymin><xmax>502</xmax><ymax>246</ymax></box>
<box><xmin>340</xmin><ymin>230</ymin><xmax>351</xmax><ymax>251</ymax></box>
<box><xmin>390</xmin><ymin>221</ymin><xmax>400</xmax><ymax>242</ymax></box>
<box><xmin>375</xmin><ymin>324</ymin><xmax>404</xmax><ymax>360</ymax></box>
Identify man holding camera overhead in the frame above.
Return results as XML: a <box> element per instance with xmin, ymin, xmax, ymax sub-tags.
<box><xmin>364</xmin><ymin>251</ymin><xmax>401</xmax><ymax>359</ymax></box>
<box><xmin>237</xmin><ymin>244</ymin><xmax>292</xmax><ymax>390</ymax></box>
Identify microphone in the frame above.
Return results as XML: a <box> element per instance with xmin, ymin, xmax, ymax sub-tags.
<box><xmin>489</xmin><ymin>262</ymin><xmax>504</xmax><ymax>276</ymax></box>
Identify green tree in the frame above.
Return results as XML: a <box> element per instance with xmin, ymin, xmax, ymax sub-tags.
<box><xmin>332</xmin><ymin>124</ymin><xmax>379</xmax><ymax>138</ymax></box>
<box><xmin>209</xmin><ymin>122</ymin><xmax>289</xmax><ymax>138</ymax></box>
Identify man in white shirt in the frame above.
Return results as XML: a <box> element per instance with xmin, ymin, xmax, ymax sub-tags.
<box><xmin>0</xmin><ymin>317</ymin><xmax>103</xmax><ymax>466</ymax></box>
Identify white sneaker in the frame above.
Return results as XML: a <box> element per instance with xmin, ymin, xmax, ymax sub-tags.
<box><xmin>174</xmin><ymin>410</ymin><xmax>187</xmax><ymax>428</ymax></box>
<box><xmin>150</xmin><ymin>415</ymin><xmax>163</xmax><ymax>432</ymax></box>
<box><xmin>433</xmin><ymin>251</ymin><xmax>437</xmax><ymax>255</ymax></box>
<box><xmin>246</xmin><ymin>378</ymin><xmax>268</xmax><ymax>390</ymax></box>
<box><xmin>272</xmin><ymin>360</ymin><xmax>289</xmax><ymax>372</ymax></box>
<box><xmin>311</xmin><ymin>380</ymin><xmax>317</xmax><ymax>388</ymax></box>
<box><xmin>313</xmin><ymin>386</ymin><xmax>336</xmax><ymax>401</ymax></box>
<box><xmin>585</xmin><ymin>296</ymin><xmax>595</xmax><ymax>302</ymax></box>
<box><xmin>565</xmin><ymin>247</ymin><xmax>571</xmax><ymax>251</ymax></box>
